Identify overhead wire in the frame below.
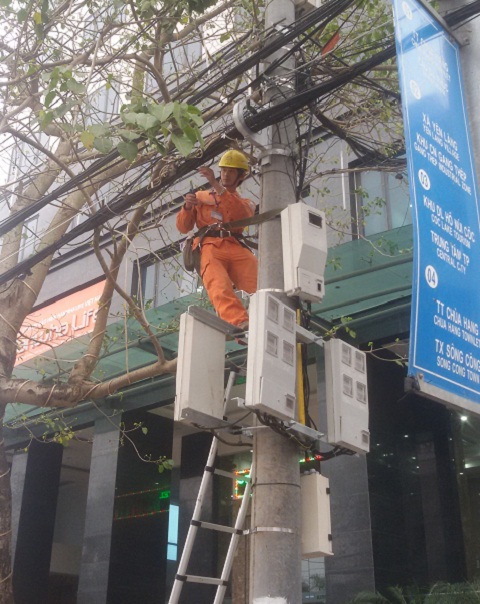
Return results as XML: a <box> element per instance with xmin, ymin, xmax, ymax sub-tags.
<box><xmin>0</xmin><ymin>0</ymin><xmax>358</xmax><ymax>241</ymax></box>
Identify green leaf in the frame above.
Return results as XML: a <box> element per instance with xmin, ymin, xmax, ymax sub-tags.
<box><xmin>116</xmin><ymin>140</ymin><xmax>138</xmax><ymax>162</ymax></box>
<box><xmin>171</xmin><ymin>133</ymin><xmax>194</xmax><ymax>157</ymax></box>
<box><xmin>17</xmin><ymin>8</ymin><xmax>27</xmax><ymax>21</ymax></box>
<box><xmin>173</xmin><ymin>102</ymin><xmax>184</xmax><ymax>128</ymax></box>
<box><xmin>183</xmin><ymin>124</ymin><xmax>199</xmax><ymax>144</ymax></box>
<box><xmin>38</xmin><ymin>109</ymin><xmax>54</xmax><ymax>129</ymax></box>
<box><xmin>53</xmin><ymin>101</ymin><xmax>76</xmax><ymax>118</ymax></box>
<box><xmin>33</xmin><ymin>10</ymin><xmax>42</xmax><ymax>23</ymax></box>
<box><xmin>157</xmin><ymin>464</ymin><xmax>165</xmax><ymax>473</ymax></box>
<box><xmin>121</xmin><ymin>112</ymin><xmax>138</xmax><ymax>125</ymax></box>
<box><xmin>141</xmin><ymin>426</ymin><xmax>148</xmax><ymax>435</ymax></box>
<box><xmin>186</xmin><ymin>104</ymin><xmax>201</xmax><ymax>115</ymax></box>
<box><xmin>135</xmin><ymin>113</ymin><xmax>159</xmax><ymax>131</ymax></box>
<box><xmin>88</xmin><ymin>123</ymin><xmax>109</xmax><ymax>137</ymax></box>
<box><xmin>80</xmin><ymin>130</ymin><xmax>95</xmax><ymax>150</ymax></box>
<box><xmin>34</xmin><ymin>22</ymin><xmax>44</xmax><ymax>39</ymax></box>
<box><xmin>66</xmin><ymin>78</ymin><xmax>86</xmax><ymax>94</ymax></box>
<box><xmin>44</xmin><ymin>90</ymin><xmax>56</xmax><ymax>108</ymax></box>
<box><xmin>60</xmin><ymin>123</ymin><xmax>76</xmax><ymax>134</ymax></box>
<box><xmin>193</xmin><ymin>125</ymin><xmax>204</xmax><ymax>149</ymax></box>
<box><xmin>93</xmin><ymin>137</ymin><xmax>113</xmax><ymax>153</ymax></box>
<box><xmin>117</xmin><ymin>128</ymin><xmax>138</xmax><ymax>141</ymax></box>
<box><xmin>188</xmin><ymin>113</ymin><xmax>203</xmax><ymax>127</ymax></box>
<box><xmin>148</xmin><ymin>102</ymin><xmax>174</xmax><ymax>123</ymax></box>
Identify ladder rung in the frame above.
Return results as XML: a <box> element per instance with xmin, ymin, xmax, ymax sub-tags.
<box><xmin>176</xmin><ymin>574</ymin><xmax>229</xmax><ymax>587</ymax></box>
<box><xmin>191</xmin><ymin>519</ymin><xmax>243</xmax><ymax>534</ymax></box>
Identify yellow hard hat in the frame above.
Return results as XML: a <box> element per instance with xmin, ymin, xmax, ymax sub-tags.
<box><xmin>218</xmin><ymin>150</ymin><xmax>249</xmax><ymax>171</ymax></box>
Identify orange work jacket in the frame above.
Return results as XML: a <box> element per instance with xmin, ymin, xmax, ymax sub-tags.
<box><xmin>176</xmin><ymin>189</ymin><xmax>255</xmax><ymax>249</ymax></box>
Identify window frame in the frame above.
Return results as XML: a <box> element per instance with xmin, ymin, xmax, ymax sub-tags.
<box><xmin>349</xmin><ymin>161</ymin><xmax>410</xmax><ymax>238</ymax></box>
<box><xmin>132</xmin><ymin>242</ymin><xmax>198</xmax><ymax>309</ymax></box>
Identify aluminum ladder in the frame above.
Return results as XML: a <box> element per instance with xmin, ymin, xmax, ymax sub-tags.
<box><xmin>168</xmin><ymin>370</ymin><xmax>253</xmax><ymax>604</ymax></box>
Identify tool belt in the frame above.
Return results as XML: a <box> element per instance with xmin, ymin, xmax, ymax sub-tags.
<box><xmin>182</xmin><ymin>208</ymin><xmax>282</xmax><ymax>274</ymax></box>
<box><xmin>199</xmin><ymin>226</ymin><xmax>256</xmax><ymax>249</ymax></box>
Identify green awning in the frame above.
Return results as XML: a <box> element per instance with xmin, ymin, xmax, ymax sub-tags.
<box><xmin>6</xmin><ymin>225</ymin><xmax>413</xmax><ymax>426</ymax></box>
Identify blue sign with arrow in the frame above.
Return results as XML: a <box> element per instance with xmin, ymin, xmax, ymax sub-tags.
<box><xmin>393</xmin><ymin>0</ymin><xmax>480</xmax><ymax>406</ymax></box>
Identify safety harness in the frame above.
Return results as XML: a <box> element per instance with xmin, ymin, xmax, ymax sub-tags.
<box><xmin>197</xmin><ymin>207</ymin><xmax>283</xmax><ymax>250</ymax></box>
<box><xmin>182</xmin><ymin>207</ymin><xmax>283</xmax><ymax>273</ymax></box>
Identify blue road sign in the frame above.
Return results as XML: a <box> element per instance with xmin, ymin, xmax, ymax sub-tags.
<box><xmin>393</xmin><ymin>0</ymin><xmax>480</xmax><ymax>405</ymax></box>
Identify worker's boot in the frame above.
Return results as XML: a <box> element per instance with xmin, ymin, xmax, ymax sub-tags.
<box><xmin>234</xmin><ymin>320</ymin><xmax>249</xmax><ymax>346</ymax></box>
<box><xmin>225</xmin><ymin>320</ymin><xmax>249</xmax><ymax>345</ymax></box>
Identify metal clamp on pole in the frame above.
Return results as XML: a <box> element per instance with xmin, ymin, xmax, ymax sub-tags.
<box><xmin>233</xmin><ymin>99</ymin><xmax>294</xmax><ymax>164</ymax></box>
<box><xmin>245</xmin><ymin>526</ymin><xmax>295</xmax><ymax>535</ymax></box>
<box><xmin>257</xmin><ymin>145</ymin><xmax>294</xmax><ymax>166</ymax></box>
<box><xmin>233</xmin><ymin>99</ymin><xmax>268</xmax><ymax>153</ymax></box>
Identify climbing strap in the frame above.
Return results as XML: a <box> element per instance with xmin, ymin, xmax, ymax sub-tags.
<box><xmin>194</xmin><ymin>207</ymin><xmax>283</xmax><ymax>250</ymax></box>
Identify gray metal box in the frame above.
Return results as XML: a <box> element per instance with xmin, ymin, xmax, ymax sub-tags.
<box><xmin>324</xmin><ymin>339</ymin><xmax>370</xmax><ymax>453</ymax></box>
<box><xmin>301</xmin><ymin>471</ymin><xmax>333</xmax><ymax>557</ymax></box>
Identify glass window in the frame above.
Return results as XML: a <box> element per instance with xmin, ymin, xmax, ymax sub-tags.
<box><xmin>136</xmin><ymin>252</ymin><xmax>198</xmax><ymax>308</ymax></box>
<box><xmin>302</xmin><ymin>558</ymin><xmax>326</xmax><ymax>603</ymax></box>
<box><xmin>351</xmin><ymin>168</ymin><xmax>412</xmax><ymax>237</ymax></box>
<box><xmin>167</xmin><ymin>504</ymin><xmax>179</xmax><ymax>561</ymax></box>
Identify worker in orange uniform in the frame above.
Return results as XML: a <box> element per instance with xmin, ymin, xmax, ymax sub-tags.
<box><xmin>176</xmin><ymin>150</ymin><xmax>257</xmax><ymax>330</ymax></box>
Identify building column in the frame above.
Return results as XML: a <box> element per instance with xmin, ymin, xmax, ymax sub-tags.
<box><xmin>77</xmin><ymin>416</ymin><xmax>120</xmax><ymax>604</ymax></box>
<box><xmin>11</xmin><ymin>439</ymin><xmax>63</xmax><ymax>604</ymax></box>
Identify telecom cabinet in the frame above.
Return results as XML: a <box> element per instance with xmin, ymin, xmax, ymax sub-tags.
<box><xmin>245</xmin><ymin>290</ymin><xmax>297</xmax><ymax>420</ymax></box>
<box><xmin>175</xmin><ymin>312</ymin><xmax>226</xmax><ymax>425</ymax></box>
<box><xmin>281</xmin><ymin>203</ymin><xmax>327</xmax><ymax>302</ymax></box>
<box><xmin>301</xmin><ymin>471</ymin><xmax>333</xmax><ymax>557</ymax></box>
<box><xmin>324</xmin><ymin>339</ymin><xmax>370</xmax><ymax>453</ymax></box>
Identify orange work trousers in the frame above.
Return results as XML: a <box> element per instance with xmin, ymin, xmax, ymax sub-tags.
<box><xmin>200</xmin><ymin>239</ymin><xmax>258</xmax><ymax>326</ymax></box>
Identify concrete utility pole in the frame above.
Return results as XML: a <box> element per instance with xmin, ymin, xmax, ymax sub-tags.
<box><xmin>249</xmin><ymin>0</ymin><xmax>302</xmax><ymax>601</ymax></box>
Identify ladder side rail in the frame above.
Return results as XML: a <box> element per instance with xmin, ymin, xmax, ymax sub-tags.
<box><xmin>169</xmin><ymin>438</ymin><xmax>219</xmax><ymax>604</ymax></box>
<box><xmin>168</xmin><ymin>371</ymin><xmax>237</xmax><ymax>604</ymax></box>
<box><xmin>213</xmin><ymin>462</ymin><xmax>255</xmax><ymax>604</ymax></box>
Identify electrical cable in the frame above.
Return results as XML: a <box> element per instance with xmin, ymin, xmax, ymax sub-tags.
<box><xmin>0</xmin><ymin>42</ymin><xmax>396</xmax><ymax>285</ymax></box>
<box><xmin>253</xmin><ymin>410</ymin><xmax>355</xmax><ymax>460</ymax></box>
<box><xmin>0</xmin><ymin>0</ymin><xmax>356</xmax><ymax>239</ymax></box>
